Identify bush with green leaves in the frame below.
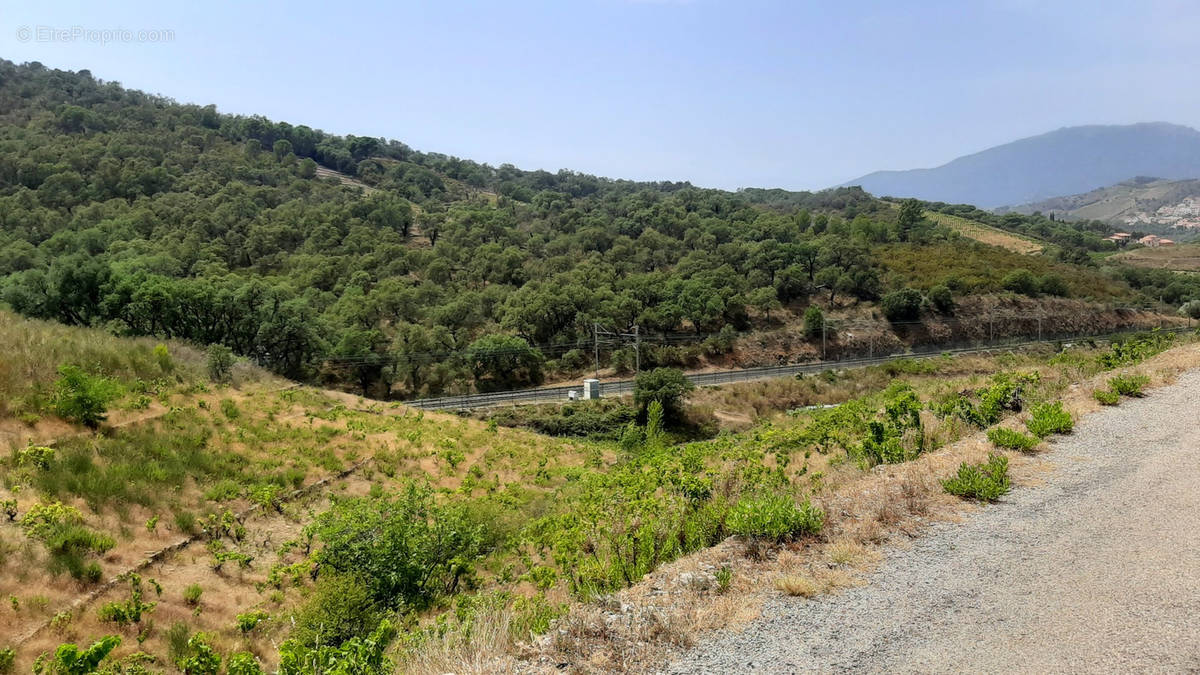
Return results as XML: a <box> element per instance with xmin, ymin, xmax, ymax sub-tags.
<box><xmin>205</xmin><ymin>345</ymin><xmax>235</xmax><ymax>383</ymax></box>
<box><xmin>21</xmin><ymin>502</ymin><xmax>114</xmax><ymax>581</ymax></box>
<box><xmin>289</xmin><ymin>574</ymin><xmax>381</xmax><ymax>649</ymax></box>
<box><xmin>803</xmin><ymin>305</ymin><xmax>824</xmax><ymax>339</ymax></box>
<box><xmin>1025</xmin><ymin>401</ymin><xmax>1074</xmax><ymax>438</ymax></box>
<box><xmin>32</xmin><ymin>635</ymin><xmax>120</xmax><ymax>675</ymax></box>
<box><xmin>727</xmin><ymin>493</ymin><xmax>823</xmax><ymax>541</ymax></box>
<box><xmin>235</xmin><ymin>610</ymin><xmax>269</xmax><ymax>633</ymax></box>
<box><xmin>176</xmin><ymin>634</ymin><xmax>220</xmax><ymax>675</ymax></box>
<box><xmin>857</xmin><ymin>383</ymin><xmax>925</xmax><ymax>465</ymax></box>
<box><xmin>1108</xmin><ymin>373</ymin><xmax>1149</xmax><ymax>397</ymax></box>
<box><xmin>935</xmin><ymin>371</ymin><xmax>1039</xmax><ymax>427</ymax></box>
<box><xmin>306</xmin><ymin>481</ymin><xmax>485</xmax><ymax>611</ymax></box>
<box><xmin>0</xmin><ymin>647</ymin><xmax>13</xmax><ymax>674</ymax></box>
<box><xmin>928</xmin><ymin>284</ymin><xmax>954</xmax><ymax>313</ymax></box>
<box><xmin>1097</xmin><ymin>331</ymin><xmax>1174</xmax><ymax>369</ymax></box>
<box><xmin>1093</xmin><ymin>388</ymin><xmax>1120</xmax><ymax>405</ymax></box>
<box><xmin>943</xmin><ymin>454</ymin><xmax>1010</xmax><ymax>501</ymax></box>
<box><xmin>986</xmin><ymin>427</ymin><xmax>1039</xmax><ymax>452</ymax></box>
<box><xmin>632</xmin><ymin>367</ymin><xmax>695</xmax><ymax>425</ymax></box>
<box><xmin>278</xmin><ymin>619</ymin><xmax>397</xmax><ymax>675</ymax></box>
<box><xmin>880</xmin><ymin>287</ymin><xmax>923</xmax><ymax>321</ymax></box>
<box><xmin>226</xmin><ymin>652</ymin><xmax>264</xmax><ymax>675</ymax></box>
<box><xmin>52</xmin><ymin>365</ymin><xmax>118</xmax><ymax>428</ymax></box>
<box><xmin>96</xmin><ymin>574</ymin><xmax>156</xmax><ymax>627</ymax></box>
<box><xmin>16</xmin><ymin>446</ymin><xmax>55</xmax><ymax>470</ymax></box>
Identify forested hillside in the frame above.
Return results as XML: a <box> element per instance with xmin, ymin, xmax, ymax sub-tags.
<box><xmin>0</xmin><ymin>60</ymin><xmax>1188</xmax><ymax>398</ymax></box>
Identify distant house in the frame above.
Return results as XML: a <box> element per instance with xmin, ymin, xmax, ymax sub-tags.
<box><xmin>1138</xmin><ymin>234</ymin><xmax>1164</xmax><ymax>247</ymax></box>
<box><xmin>1159</xmin><ymin>238</ymin><xmax>1176</xmax><ymax>246</ymax></box>
<box><xmin>1105</xmin><ymin>232</ymin><xmax>1132</xmax><ymax>246</ymax></box>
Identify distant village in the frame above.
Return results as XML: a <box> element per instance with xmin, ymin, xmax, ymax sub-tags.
<box><xmin>1118</xmin><ymin>195</ymin><xmax>1200</xmax><ymax>239</ymax></box>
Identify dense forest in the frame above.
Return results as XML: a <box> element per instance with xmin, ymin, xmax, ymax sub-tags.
<box><xmin>1</xmin><ymin>60</ymin><xmax>1196</xmax><ymax>398</ymax></box>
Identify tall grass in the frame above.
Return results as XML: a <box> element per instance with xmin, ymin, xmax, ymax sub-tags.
<box><xmin>0</xmin><ymin>310</ymin><xmax>205</xmax><ymax>415</ymax></box>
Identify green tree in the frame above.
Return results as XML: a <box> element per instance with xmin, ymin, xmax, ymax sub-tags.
<box><xmin>747</xmin><ymin>286</ymin><xmax>782</xmax><ymax>322</ymax></box>
<box><xmin>896</xmin><ymin>199</ymin><xmax>924</xmax><ymax>242</ymax></box>
<box><xmin>803</xmin><ymin>305</ymin><xmax>824</xmax><ymax>339</ymax></box>
<box><xmin>464</xmin><ymin>334</ymin><xmax>544</xmax><ymax>392</ymax></box>
<box><xmin>206</xmin><ymin>345</ymin><xmax>236</xmax><ymax>383</ymax></box>
<box><xmin>633</xmin><ymin>367</ymin><xmax>694</xmax><ymax>425</ymax></box>
<box><xmin>880</xmin><ymin>288</ymin><xmax>923</xmax><ymax>321</ymax></box>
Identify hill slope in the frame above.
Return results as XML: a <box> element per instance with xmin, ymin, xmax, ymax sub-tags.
<box><xmin>1003</xmin><ymin>177</ymin><xmax>1200</xmax><ymax>241</ymax></box>
<box><xmin>843</xmin><ymin>123</ymin><xmax>1200</xmax><ymax>208</ymax></box>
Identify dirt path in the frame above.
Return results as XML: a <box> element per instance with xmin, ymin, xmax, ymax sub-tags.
<box><xmin>667</xmin><ymin>370</ymin><xmax>1200</xmax><ymax>674</ymax></box>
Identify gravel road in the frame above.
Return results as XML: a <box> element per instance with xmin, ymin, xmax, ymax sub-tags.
<box><xmin>667</xmin><ymin>371</ymin><xmax>1200</xmax><ymax>674</ymax></box>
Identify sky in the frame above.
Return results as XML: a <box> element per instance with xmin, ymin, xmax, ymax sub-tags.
<box><xmin>2</xmin><ymin>0</ymin><xmax>1199</xmax><ymax>191</ymax></box>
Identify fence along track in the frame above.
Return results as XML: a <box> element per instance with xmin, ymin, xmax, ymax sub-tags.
<box><xmin>407</xmin><ymin>324</ymin><xmax>1194</xmax><ymax>411</ymax></box>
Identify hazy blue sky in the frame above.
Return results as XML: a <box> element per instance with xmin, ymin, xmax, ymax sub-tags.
<box><xmin>2</xmin><ymin>0</ymin><xmax>1198</xmax><ymax>190</ymax></box>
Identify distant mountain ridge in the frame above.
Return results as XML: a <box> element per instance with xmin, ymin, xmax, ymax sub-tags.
<box><xmin>841</xmin><ymin>123</ymin><xmax>1200</xmax><ymax>208</ymax></box>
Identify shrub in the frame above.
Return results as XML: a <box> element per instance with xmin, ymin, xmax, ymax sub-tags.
<box><xmin>205</xmin><ymin>345</ymin><xmax>235</xmax><ymax>383</ymax></box>
<box><xmin>943</xmin><ymin>454</ymin><xmax>1010</xmax><ymax>501</ymax></box>
<box><xmin>96</xmin><ymin>574</ymin><xmax>155</xmax><ymax>626</ymax></box>
<box><xmin>52</xmin><ymin>365</ymin><xmax>117</xmax><ymax>428</ymax></box>
<box><xmin>1180</xmin><ymin>300</ymin><xmax>1200</xmax><ymax>320</ymax></box>
<box><xmin>154</xmin><ymin>344</ymin><xmax>173</xmax><ymax>373</ymax></box>
<box><xmin>987</xmin><ymin>427</ymin><xmax>1039</xmax><ymax>452</ymax></box>
<box><xmin>880</xmin><ymin>288</ymin><xmax>923</xmax><ymax>321</ymax></box>
<box><xmin>16</xmin><ymin>446</ymin><xmax>55</xmax><ymax>470</ymax></box>
<box><xmin>235</xmin><ymin>610</ymin><xmax>268</xmax><ymax>633</ymax></box>
<box><xmin>935</xmin><ymin>371</ymin><xmax>1039</xmax><ymax>427</ymax></box>
<box><xmin>0</xmin><ymin>647</ymin><xmax>12</xmax><ymax>674</ymax></box>
<box><xmin>1037</xmin><ymin>273</ymin><xmax>1069</xmax><ymax>297</ymax></box>
<box><xmin>1001</xmin><ymin>269</ymin><xmax>1038</xmax><ymax>296</ymax></box>
<box><xmin>278</xmin><ymin>619</ymin><xmax>396</xmax><ymax>675</ymax></box>
<box><xmin>803</xmin><ymin>305</ymin><xmax>824</xmax><ymax>339</ymax></box>
<box><xmin>1025</xmin><ymin>401</ymin><xmax>1073</xmax><ymax>438</ymax></box>
<box><xmin>715</xmin><ymin>566</ymin><xmax>732</xmax><ymax>594</ymax></box>
<box><xmin>928</xmin><ymin>284</ymin><xmax>954</xmax><ymax>313</ymax></box>
<box><xmin>289</xmin><ymin>574</ymin><xmax>381</xmax><ymax>649</ymax></box>
<box><xmin>21</xmin><ymin>502</ymin><xmax>113</xmax><ymax>580</ymax></box>
<box><xmin>1108</xmin><ymin>374</ymin><xmax>1149</xmax><ymax>397</ymax></box>
<box><xmin>32</xmin><ymin>635</ymin><xmax>121</xmax><ymax>675</ymax></box>
<box><xmin>857</xmin><ymin>383</ymin><xmax>925</xmax><ymax>465</ymax></box>
<box><xmin>226</xmin><ymin>652</ymin><xmax>264</xmax><ymax>675</ymax></box>
<box><xmin>306</xmin><ymin>482</ymin><xmax>485</xmax><ymax>611</ymax></box>
<box><xmin>1093</xmin><ymin>389</ymin><xmax>1120</xmax><ymax>405</ymax></box>
<box><xmin>727</xmin><ymin>493</ymin><xmax>823</xmax><ymax>541</ymax></box>
<box><xmin>632</xmin><ymin>368</ymin><xmax>694</xmax><ymax>425</ymax></box>
<box><xmin>177</xmin><ymin>634</ymin><xmax>221</xmax><ymax>675</ymax></box>
<box><xmin>1097</xmin><ymin>331</ymin><xmax>1174</xmax><ymax>369</ymax></box>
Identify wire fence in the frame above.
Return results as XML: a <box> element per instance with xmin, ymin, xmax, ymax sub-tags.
<box><xmin>407</xmin><ymin>317</ymin><xmax>1194</xmax><ymax>410</ymax></box>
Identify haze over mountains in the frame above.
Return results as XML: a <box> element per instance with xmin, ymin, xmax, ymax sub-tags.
<box><xmin>843</xmin><ymin>123</ymin><xmax>1200</xmax><ymax>209</ymax></box>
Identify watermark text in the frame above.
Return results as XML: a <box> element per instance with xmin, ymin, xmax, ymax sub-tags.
<box><xmin>16</xmin><ymin>25</ymin><xmax>175</xmax><ymax>44</ymax></box>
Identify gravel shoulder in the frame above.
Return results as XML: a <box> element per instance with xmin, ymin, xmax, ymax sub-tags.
<box><xmin>667</xmin><ymin>370</ymin><xmax>1200</xmax><ymax>674</ymax></box>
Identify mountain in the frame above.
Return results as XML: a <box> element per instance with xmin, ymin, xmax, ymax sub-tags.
<box><xmin>842</xmin><ymin>123</ymin><xmax>1200</xmax><ymax>208</ymax></box>
<box><xmin>1001</xmin><ymin>176</ymin><xmax>1200</xmax><ymax>241</ymax></box>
